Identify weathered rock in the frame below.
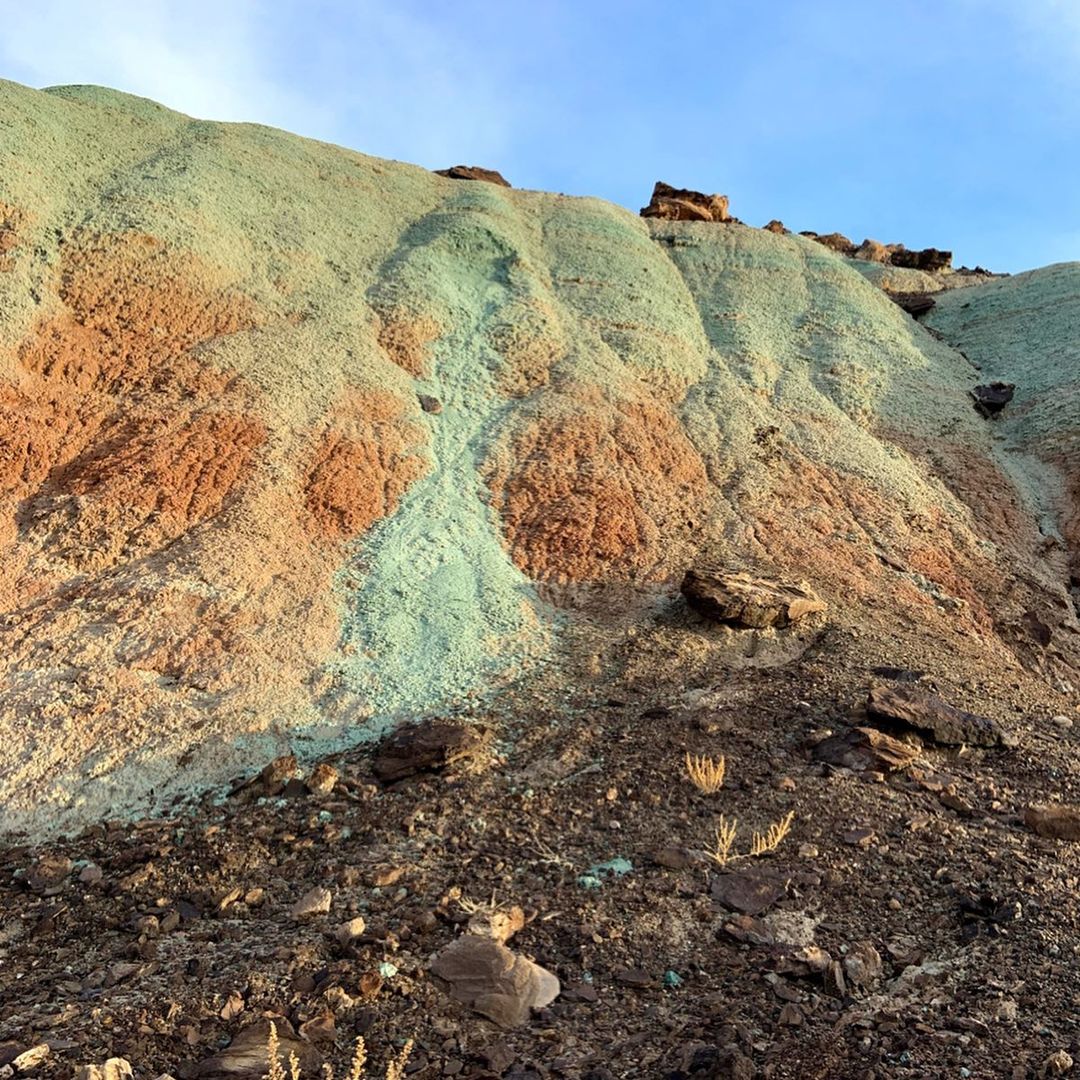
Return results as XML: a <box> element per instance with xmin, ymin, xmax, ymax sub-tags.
<box><xmin>334</xmin><ymin>916</ymin><xmax>366</xmax><ymax>947</ymax></box>
<box><xmin>853</xmin><ymin>238</ymin><xmax>891</xmax><ymax>263</ymax></box>
<box><xmin>418</xmin><ymin>393</ymin><xmax>443</xmax><ymax>414</ymax></box>
<box><xmin>11</xmin><ymin>1046</ymin><xmax>50</xmax><ymax>1072</ymax></box>
<box><xmin>435</xmin><ymin>165</ymin><xmax>511</xmax><ymax>187</ymax></box>
<box><xmin>763</xmin><ymin>219</ymin><xmax>789</xmax><ymax>234</ymax></box>
<box><xmin>26</xmin><ymin>854</ymin><xmax>72</xmax><ymax>894</ymax></box>
<box><xmin>192</xmin><ymin>1018</ymin><xmax>319</xmax><ymax>1077</ymax></box>
<box><xmin>640</xmin><ymin>182</ymin><xmax>730</xmax><ymax>223</ymax></box>
<box><xmin>1041</xmin><ymin>1050</ymin><xmax>1074</xmax><ymax>1077</ymax></box>
<box><xmin>811</xmin><ymin>232</ymin><xmax>856</xmax><ymax>256</ymax></box>
<box><xmin>305</xmin><ymin>763</ymin><xmax>337</xmax><ymax>795</ymax></box>
<box><xmin>467</xmin><ymin>905</ymin><xmax>526</xmax><ymax>945</ymax></box>
<box><xmin>682</xmin><ymin>569</ymin><xmax>826</xmax><ymax>629</ymax></box>
<box><xmin>842</xmin><ymin>941</ymin><xmax>883</xmax><ymax>987</ymax></box>
<box><xmin>1024</xmin><ymin>804</ymin><xmax>1080</xmax><ymax>841</ymax></box>
<box><xmin>890</xmin><ymin>246</ymin><xmax>952</xmax><ymax>272</ymax></box>
<box><xmin>710</xmin><ymin>870</ymin><xmax>787</xmax><ymax>916</ymax></box>
<box><xmin>813</xmin><ymin>726</ymin><xmax>920</xmax><ymax>773</ymax></box>
<box><xmin>971</xmin><ymin>381</ymin><xmax>1015</xmax><ymax>417</ymax></box>
<box><xmin>651</xmin><ymin>845</ymin><xmax>701</xmax><ymax>870</ymax></box>
<box><xmin>892</xmin><ymin>292</ymin><xmax>936</xmax><ymax>317</ymax></box>
<box><xmin>373</xmin><ymin>718</ymin><xmax>489</xmax><ymax>782</ymax></box>
<box><xmin>430</xmin><ymin>935</ymin><xmax>560</xmax><ymax>1028</ymax></box>
<box><xmin>290</xmin><ymin>886</ymin><xmax>332</xmax><ymax>919</ymax></box>
<box><xmin>866</xmin><ymin>684</ymin><xmax>1014</xmax><ymax>747</ymax></box>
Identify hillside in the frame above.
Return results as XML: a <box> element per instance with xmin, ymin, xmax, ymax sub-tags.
<box><xmin>3</xmin><ymin>79</ymin><xmax>1080</xmax><ymax>1079</ymax></box>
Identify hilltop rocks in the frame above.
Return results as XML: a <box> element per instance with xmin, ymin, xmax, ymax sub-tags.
<box><xmin>682</xmin><ymin>569</ymin><xmax>826</xmax><ymax>629</ymax></box>
<box><xmin>866</xmin><ymin>684</ymin><xmax>1014</xmax><ymax>747</ymax></box>
<box><xmin>806</xmin><ymin>231</ymin><xmax>857</xmax><ymax>256</ymax></box>
<box><xmin>435</xmin><ymin>165</ymin><xmax>511</xmax><ymax>187</ymax></box>
<box><xmin>853</xmin><ymin>239</ymin><xmax>891</xmax><ymax>263</ymax></box>
<box><xmin>640</xmin><ymin>182</ymin><xmax>730</xmax><ymax>223</ymax></box>
<box><xmin>763</xmin><ymin>219</ymin><xmax>789</xmax><ymax>234</ymax></box>
<box><xmin>971</xmin><ymin>382</ymin><xmax>1015</xmax><ymax>417</ymax></box>
<box><xmin>893</xmin><ymin>293</ymin><xmax>937</xmax><ymax>317</ymax></box>
<box><xmin>890</xmin><ymin>246</ymin><xmax>952</xmax><ymax>272</ymax></box>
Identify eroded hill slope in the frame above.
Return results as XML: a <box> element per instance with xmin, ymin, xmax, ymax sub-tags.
<box><xmin>1</xmin><ymin>79</ymin><xmax>1077</xmax><ymax>832</ymax></box>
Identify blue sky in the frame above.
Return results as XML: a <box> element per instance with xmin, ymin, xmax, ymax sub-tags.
<box><xmin>1</xmin><ymin>0</ymin><xmax>1077</xmax><ymax>272</ymax></box>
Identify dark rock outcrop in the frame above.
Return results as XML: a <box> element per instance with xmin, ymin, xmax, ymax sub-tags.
<box><xmin>435</xmin><ymin>165</ymin><xmax>511</xmax><ymax>187</ymax></box>
<box><xmin>971</xmin><ymin>382</ymin><xmax>1015</xmax><ymax>417</ymax></box>
<box><xmin>640</xmin><ymin>182</ymin><xmax>730</xmax><ymax>223</ymax></box>
<box><xmin>866</xmin><ymin>684</ymin><xmax>1014</xmax><ymax>747</ymax></box>
<box><xmin>889</xmin><ymin>246</ymin><xmax>952</xmax><ymax>272</ymax></box>
<box><xmin>373</xmin><ymin>718</ymin><xmax>489</xmax><ymax>782</ymax></box>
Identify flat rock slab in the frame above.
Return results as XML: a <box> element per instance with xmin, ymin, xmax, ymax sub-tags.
<box><xmin>866</xmin><ymin>684</ymin><xmax>1014</xmax><ymax>747</ymax></box>
<box><xmin>373</xmin><ymin>718</ymin><xmax>490</xmax><ymax>782</ymax></box>
<box><xmin>192</xmin><ymin>1018</ymin><xmax>319</xmax><ymax>1077</ymax></box>
<box><xmin>813</xmin><ymin>726</ymin><xmax>920</xmax><ymax>773</ymax></box>
<box><xmin>435</xmin><ymin>165</ymin><xmax>511</xmax><ymax>187</ymax></box>
<box><xmin>1024</xmin><ymin>804</ymin><xmax>1080</xmax><ymax>840</ymax></box>
<box><xmin>710</xmin><ymin>870</ymin><xmax>788</xmax><ymax>916</ymax></box>
<box><xmin>430</xmin><ymin>935</ymin><xmax>560</xmax><ymax>1028</ymax></box>
<box><xmin>682</xmin><ymin>569</ymin><xmax>826</xmax><ymax>629</ymax></box>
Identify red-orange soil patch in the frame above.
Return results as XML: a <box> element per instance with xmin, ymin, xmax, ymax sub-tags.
<box><xmin>487</xmin><ymin>393</ymin><xmax>709</xmax><ymax>582</ymax></box>
<box><xmin>304</xmin><ymin>388</ymin><xmax>428</xmax><ymax>541</ymax></box>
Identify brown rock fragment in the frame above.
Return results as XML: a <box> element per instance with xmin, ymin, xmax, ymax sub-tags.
<box><xmin>1024</xmin><ymin>804</ymin><xmax>1080</xmax><ymax>841</ymax></box>
<box><xmin>866</xmin><ymin>684</ymin><xmax>1013</xmax><ymax>747</ymax></box>
<box><xmin>682</xmin><ymin>569</ymin><xmax>826</xmax><ymax>629</ymax></box>
<box><xmin>430</xmin><ymin>935</ymin><xmax>560</xmax><ymax>1028</ymax></box>
<box><xmin>373</xmin><ymin>718</ymin><xmax>489</xmax><ymax>782</ymax></box>
<box><xmin>435</xmin><ymin>165</ymin><xmax>511</xmax><ymax>187</ymax></box>
<box><xmin>813</xmin><ymin>726</ymin><xmax>920</xmax><ymax>773</ymax></box>
<box><xmin>640</xmin><ymin>182</ymin><xmax>730</xmax><ymax>223</ymax></box>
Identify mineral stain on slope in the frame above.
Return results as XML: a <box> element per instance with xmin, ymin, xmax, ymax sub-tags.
<box><xmin>1</xmin><ymin>78</ymin><xmax>1079</xmax><ymax>833</ymax></box>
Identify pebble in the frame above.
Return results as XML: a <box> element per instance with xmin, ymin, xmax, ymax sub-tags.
<box><xmin>290</xmin><ymin>886</ymin><xmax>332</xmax><ymax>919</ymax></box>
<box><xmin>335</xmin><ymin>916</ymin><xmax>367</xmax><ymax>946</ymax></box>
<box><xmin>306</xmin><ymin>763</ymin><xmax>338</xmax><ymax>794</ymax></box>
<box><xmin>1042</xmin><ymin>1050</ymin><xmax>1074</xmax><ymax>1076</ymax></box>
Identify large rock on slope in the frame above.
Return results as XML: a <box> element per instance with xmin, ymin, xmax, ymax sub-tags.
<box><xmin>682</xmin><ymin>570</ymin><xmax>826</xmax><ymax>629</ymax></box>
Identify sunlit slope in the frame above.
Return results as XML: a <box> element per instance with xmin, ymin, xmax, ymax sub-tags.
<box><xmin>0</xmin><ymin>79</ymin><xmax>1067</xmax><ymax>831</ymax></box>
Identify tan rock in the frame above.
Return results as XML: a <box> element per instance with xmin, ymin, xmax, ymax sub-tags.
<box><xmin>467</xmin><ymin>905</ymin><xmax>526</xmax><ymax>944</ymax></box>
<box><xmin>290</xmin><ymin>886</ymin><xmax>332</xmax><ymax>919</ymax></box>
<box><xmin>1024</xmin><ymin>804</ymin><xmax>1080</xmax><ymax>841</ymax></box>
<box><xmin>640</xmin><ymin>182</ymin><xmax>730</xmax><ymax>223</ymax></box>
<box><xmin>430</xmin><ymin>935</ymin><xmax>560</xmax><ymax>1028</ymax></box>
<box><xmin>681</xmin><ymin>569</ymin><xmax>826</xmax><ymax>629</ymax></box>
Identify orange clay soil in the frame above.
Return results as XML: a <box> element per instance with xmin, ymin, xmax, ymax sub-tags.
<box><xmin>303</xmin><ymin>388</ymin><xmax>429</xmax><ymax>542</ymax></box>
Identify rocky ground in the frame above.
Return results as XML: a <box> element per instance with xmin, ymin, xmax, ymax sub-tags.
<box><xmin>5</xmin><ymin>598</ymin><xmax>1080</xmax><ymax>1080</ymax></box>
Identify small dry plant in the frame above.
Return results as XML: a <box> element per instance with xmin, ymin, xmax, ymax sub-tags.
<box><xmin>685</xmin><ymin>752</ymin><xmax>726</xmax><ymax>794</ymax></box>
<box><xmin>750</xmin><ymin>810</ymin><xmax>795</xmax><ymax>857</ymax></box>
<box><xmin>705</xmin><ymin>814</ymin><xmax>739</xmax><ymax>867</ymax></box>
<box><xmin>267</xmin><ymin>1022</ymin><xmax>412</xmax><ymax>1080</ymax></box>
<box><xmin>704</xmin><ymin>811</ymin><xmax>795</xmax><ymax>866</ymax></box>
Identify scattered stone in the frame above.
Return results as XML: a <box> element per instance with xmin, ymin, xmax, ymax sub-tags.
<box><xmin>26</xmin><ymin>854</ymin><xmax>72</xmax><ymax>895</ymax></box>
<box><xmin>467</xmin><ymin>905</ymin><xmax>526</xmax><ymax>945</ymax></box>
<box><xmin>763</xmin><ymin>219</ymin><xmax>789</xmax><ymax>234</ymax></box>
<box><xmin>192</xmin><ymin>1018</ymin><xmax>319</xmax><ymax>1076</ymax></box>
<box><xmin>813</xmin><ymin>726</ymin><xmax>920</xmax><ymax>773</ymax></box>
<box><xmin>11</xmin><ymin>1046</ymin><xmax>50</xmax><ymax>1072</ymax></box>
<box><xmin>681</xmin><ymin>569</ymin><xmax>826</xmax><ymax>629</ymax></box>
<box><xmin>1051</xmin><ymin>714</ymin><xmax>1074</xmax><ymax>731</ymax></box>
<box><xmin>418</xmin><ymin>394</ymin><xmax>443</xmax><ymax>414</ymax></box>
<box><xmin>710</xmin><ymin>870</ymin><xmax>787</xmax><ymax>916</ymax></box>
<box><xmin>842</xmin><ymin>941</ymin><xmax>883</xmax><ymax>987</ymax></box>
<box><xmin>650</xmin><ymin>846</ymin><xmax>700</xmax><ymax>870</ymax></box>
<box><xmin>971</xmin><ymin>381</ymin><xmax>1016</xmax><ymax>417</ymax></box>
<box><xmin>892</xmin><ymin>292</ymin><xmax>937</xmax><ymax>317</ymax></box>
<box><xmin>722</xmin><ymin>914</ymin><xmax>775</xmax><ymax>946</ymax></box>
<box><xmin>305</xmin><ymin>763</ymin><xmax>338</xmax><ymax>795</ymax></box>
<box><xmin>640</xmin><ymin>181</ymin><xmax>730</xmax><ymax>223</ymax></box>
<box><xmin>1024</xmin><ymin>804</ymin><xmax>1080</xmax><ymax>841</ymax></box>
<box><xmin>371</xmin><ymin>865</ymin><xmax>405</xmax><ymax>888</ymax></box>
<box><xmin>429</xmin><ymin>935</ymin><xmax>560</xmax><ymax>1028</ymax></box>
<box><xmin>1041</xmin><ymin>1050</ymin><xmax>1073</xmax><ymax>1077</ymax></box>
<box><xmin>76</xmin><ymin>1062</ymin><xmax>133</xmax><ymax>1080</ymax></box>
<box><xmin>373</xmin><ymin>718</ymin><xmax>490</xmax><ymax>782</ymax></box>
<box><xmin>871</xmin><ymin>666</ymin><xmax>927</xmax><ymax>683</ymax></box>
<box><xmin>866</xmin><ymin>684</ymin><xmax>1014</xmax><ymax>747</ymax></box>
<box><xmin>843</xmin><ymin>827</ymin><xmax>875</xmax><ymax>847</ymax></box>
<box><xmin>435</xmin><ymin>165</ymin><xmax>511</xmax><ymax>187</ymax></box>
<box><xmin>334</xmin><ymin>917</ymin><xmax>366</xmax><ymax>947</ymax></box>
<box><xmin>79</xmin><ymin>863</ymin><xmax>103</xmax><ymax>885</ymax></box>
<box><xmin>290</xmin><ymin>886</ymin><xmax>332</xmax><ymax>919</ymax></box>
